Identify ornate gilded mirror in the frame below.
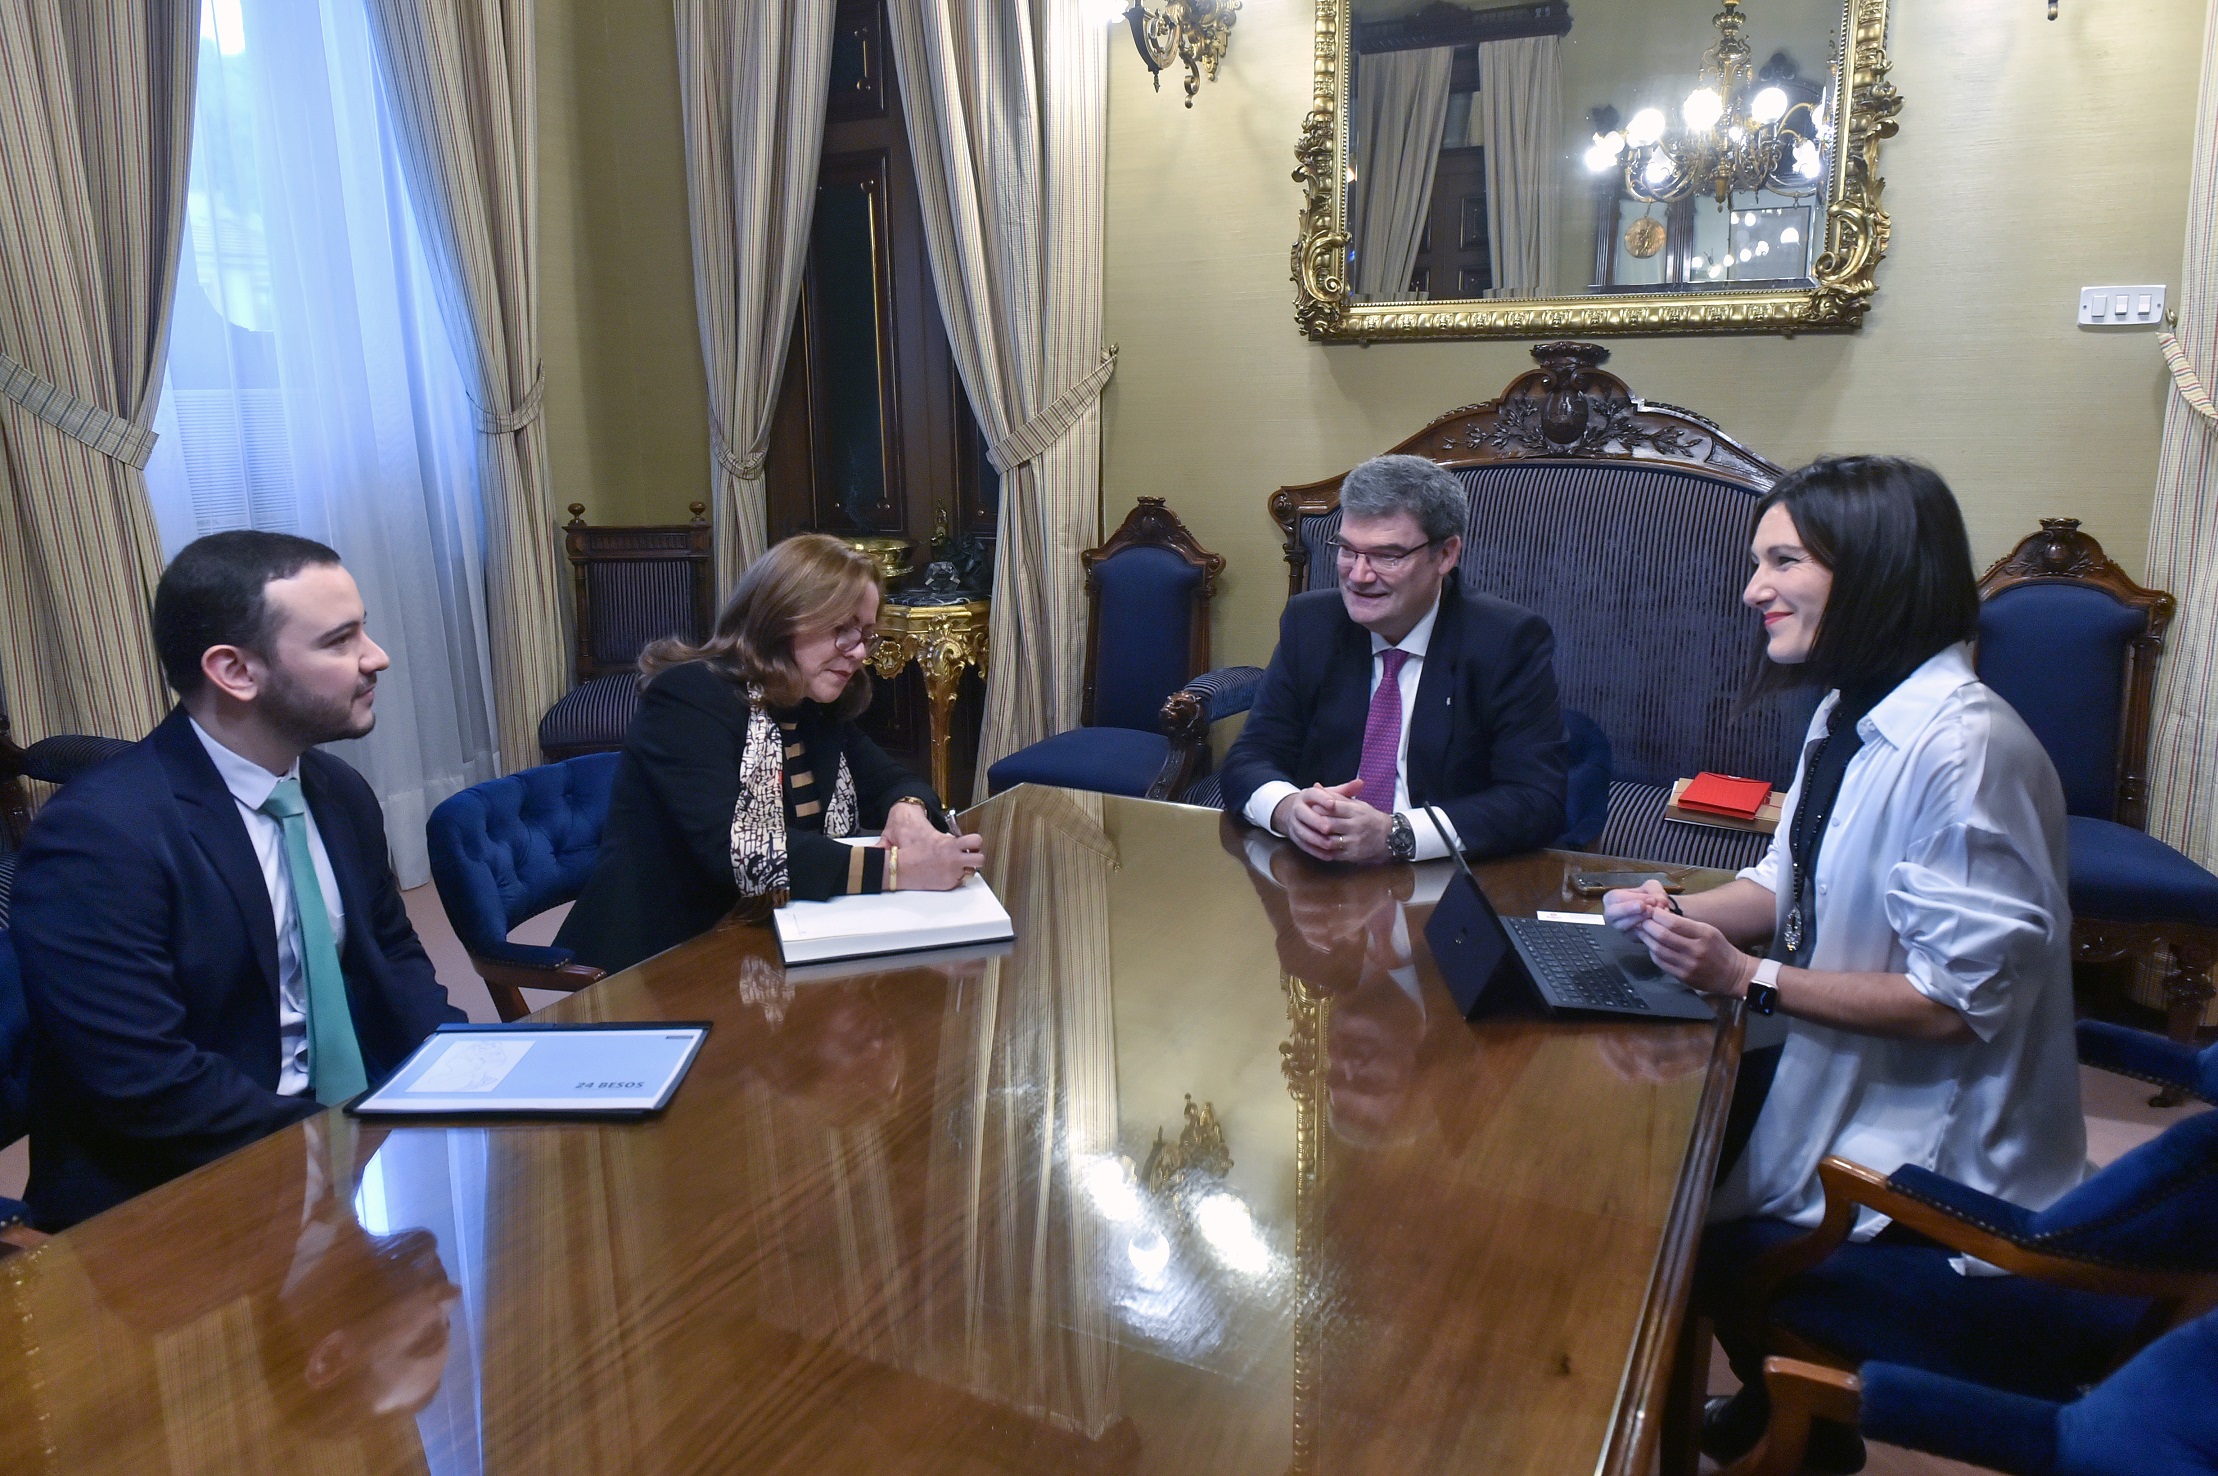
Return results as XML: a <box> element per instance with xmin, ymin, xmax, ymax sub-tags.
<box><xmin>1293</xmin><ymin>0</ymin><xmax>1900</xmax><ymax>339</ymax></box>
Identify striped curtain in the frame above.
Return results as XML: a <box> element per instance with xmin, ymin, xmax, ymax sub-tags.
<box><xmin>885</xmin><ymin>0</ymin><xmax>1113</xmax><ymax>801</ymax></box>
<box><xmin>673</xmin><ymin>0</ymin><xmax>835</xmax><ymax>590</ymax></box>
<box><xmin>2145</xmin><ymin>0</ymin><xmax>2218</xmax><ymax>873</ymax></box>
<box><xmin>0</xmin><ymin>1</ymin><xmax>197</xmax><ymax>744</ymax></box>
<box><xmin>363</xmin><ymin>0</ymin><xmax>568</xmax><ymax>774</ymax></box>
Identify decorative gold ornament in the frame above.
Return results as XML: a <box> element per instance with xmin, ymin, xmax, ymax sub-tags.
<box><xmin>1290</xmin><ymin>0</ymin><xmax>1902</xmax><ymax>340</ymax></box>
<box><xmin>867</xmin><ymin>598</ymin><xmax>989</xmax><ymax>801</ymax></box>
<box><xmin>1120</xmin><ymin>0</ymin><xmax>1241</xmax><ymax>108</ymax></box>
<box><xmin>1624</xmin><ymin>216</ymin><xmax>1667</xmax><ymax>259</ymax></box>
<box><xmin>838</xmin><ymin>535</ymin><xmax>913</xmax><ymax>587</ymax></box>
<box><xmin>1141</xmin><ymin>1094</ymin><xmax>1233</xmax><ymax>1198</ymax></box>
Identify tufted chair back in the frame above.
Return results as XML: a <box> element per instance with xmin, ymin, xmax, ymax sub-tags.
<box><xmin>563</xmin><ymin>503</ymin><xmax>715</xmax><ymax>683</ymax></box>
<box><xmin>1975</xmin><ymin>520</ymin><xmax>2175</xmax><ymax>827</ymax></box>
<box><xmin>427</xmin><ymin>752</ymin><xmax>620</xmax><ymax>965</ymax></box>
<box><xmin>1292</xmin><ymin>461</ymin><xmax>1809</xmax><ymax>791</ymax></box>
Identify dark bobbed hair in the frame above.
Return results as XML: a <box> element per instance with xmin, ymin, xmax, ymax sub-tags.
<box><xmin>153</xmin><ymin>530</ymin><xmax>344</xmax><ymax>697</ymax></box>
<box><xmin>640</xmin><ymin>533</ymin><xmax>881</xmax><ymax>719</ymax></box>
<box><xmin>1744</xmin><ymin>455</ymin><xmax>1981</xmax><ymax>702</ymax></box>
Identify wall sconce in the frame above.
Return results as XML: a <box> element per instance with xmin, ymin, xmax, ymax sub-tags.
<box><xmin>1108</xmin><ymin>0</ymin><xmax>1240</xmax><ymax>108</ymax></box>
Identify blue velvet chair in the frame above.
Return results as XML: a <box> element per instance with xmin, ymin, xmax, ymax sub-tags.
<box><xmin>987</xmin><ymin>498</ymin><xmax>1235</xmax><ymax>802</ymax></box>
<box><xmin>1197</xmin><ymin>342</ymin><xmax>1815</xmax><ymax>870</ymax></box>
<box><xmin>1707</xmin><ymin>1046</ymin><xmax>2218</xmax><ymax>1474</ymax></box>
<box><xmin>426</xmin><ymin>752</ymin><xmax>621</xmax><ymax>1022</ymax></box>
<box><xmin>1730</xmin><ymin>1305</ymin><xmax>2218</xmax><ymax>1476</ymax></box>
<box><xmin>1976</xmin><ymin>517</ymin><xmax>2216</xmax><ymax>1077</ymax></box>
<box><xmin>537</xmin><ymin>502</ymin><xmax>713</xmax><ymax>763</ymax></box>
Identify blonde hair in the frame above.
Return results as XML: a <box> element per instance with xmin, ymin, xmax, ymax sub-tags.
<box><xmin>640</xmin><ymin>534</ymin><xmax>882</xmax><ymax>718</ymax></box>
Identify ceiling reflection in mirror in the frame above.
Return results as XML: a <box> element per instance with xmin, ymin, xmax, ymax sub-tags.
<box><xmin>1298</xmin><ymin>0</ymin><xmax>1900</xmax><ymax>339</ymax></box>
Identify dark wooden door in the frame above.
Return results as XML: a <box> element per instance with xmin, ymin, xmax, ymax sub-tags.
<box><xmin>766</xmin><ymin>0</ymin><xmax>996</xmax><ymax>802</ymax></box>
<box><xmin>1407</xmin><ymin>145</ymin><xmax>1491</xmax><ymax>299</ymax></box>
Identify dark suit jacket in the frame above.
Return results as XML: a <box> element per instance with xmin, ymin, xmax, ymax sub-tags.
<box><xmin>555</xmin><ymin>661</ymin><xmax>941</xmax><ymax>975</ymax></box>
<box><xmin>11</xmin><ymin>709</ymin><xmax>462</xmax><ymax>1230</ymax></box>
<box><xmin>1220</xmin><ymin>577</ymin><xmax>1567</xmax><ymax>858</ymax></box>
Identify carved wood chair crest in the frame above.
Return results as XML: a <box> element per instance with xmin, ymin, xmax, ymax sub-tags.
<box><xmin>1269</xmin><ymin>341</ymin><xmax>1783</xmax><ymax>592</ymax></box>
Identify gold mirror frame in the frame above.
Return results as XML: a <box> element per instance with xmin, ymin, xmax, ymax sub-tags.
<box><xmin>1291</xmin><ymin>0</ymin><xmax>1902</xmax><ymax>340</ymax></box>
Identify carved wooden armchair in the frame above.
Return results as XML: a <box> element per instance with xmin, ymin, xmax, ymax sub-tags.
<box><xmin>537</xmin><ymin>502</ymin><xmax>715</xmax><ymax>763</ymax></box>
<box><xmin>1974</xmin><ymin>520</ymin><xmax>2215</xmax><ymax>1069</ymax></box>
<box><xmin>1176</xmin><ymin>340</ymin><xmax>1812</xmax><ymax>866</ymax></box>
<box><xmin>986</xmin><ymin>498</ymin><xmax>1230</xmax><ymax>801</ymax></box>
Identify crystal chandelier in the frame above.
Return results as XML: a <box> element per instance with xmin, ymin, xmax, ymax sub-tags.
<box><xmin>1582</xmin><ymin>0</ymin><xmax>1826</xmax><ymax>207</ymax></box>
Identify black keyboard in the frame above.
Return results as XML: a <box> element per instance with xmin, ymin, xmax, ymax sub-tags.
<box><xmin>1504</xmin><ymin>919</ymin><xmax>1650</xmax><ymax>1011</ymax></box>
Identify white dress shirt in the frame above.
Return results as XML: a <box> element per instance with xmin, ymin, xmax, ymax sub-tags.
<box><xmin>191</xmin><ymin>718</ymin><xmax>348</xmax><ymax>1098</ymax></box>
<box><xmin>1243</xmin><ymin>593</ymin><xmax>1464</xmax><ymax>859</ymax></box>
<box><xmin>1711</xmin><ymin>644</ymin><xmax>2086</xmax><ymax>1234</ymax></box>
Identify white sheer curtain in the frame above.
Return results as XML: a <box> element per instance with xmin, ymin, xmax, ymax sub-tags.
<box><xmin>142</xmin><ymin>0</ymin><xmax>500</xmax><ymax>887</ymax></box>
<box><xmin>1478</xmin><ymin>34</ymin><xmax>1561</xmax><ymax>299</ymax></box>
<box><xmin>1349</xmin><ymin>47</ymin><xmax>1453</xmax><ymax>301</ymax></box>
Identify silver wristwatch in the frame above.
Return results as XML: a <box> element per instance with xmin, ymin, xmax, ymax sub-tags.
<box><xmin>1387</xmin><ymin>812</ymin><xmax>1416</xmax><ymax>862</ymax></box>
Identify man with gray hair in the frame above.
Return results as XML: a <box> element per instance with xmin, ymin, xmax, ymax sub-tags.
<box><xmin>1221</xmin><ymin>454</ymin><xmax>1567</xmax><ymax>864</ymax></box>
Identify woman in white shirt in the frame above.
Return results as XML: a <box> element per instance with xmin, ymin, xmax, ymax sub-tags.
<box><xmin>1604</xmin><ymin>456</ymin><xmax>2084</xmax><ymax>1468</ymax></box>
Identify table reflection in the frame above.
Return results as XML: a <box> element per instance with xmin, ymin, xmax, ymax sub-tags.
<box><xmin>0</xmin><ymin>789</ymin><xmax>1731</xmax><ymax>1476</ymax></box>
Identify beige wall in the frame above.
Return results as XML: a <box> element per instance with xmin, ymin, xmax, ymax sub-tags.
<box><xmin>538</xmin><ymin>0</ymin><xmax>709</xmax><ymax>529</ymax></box>
<box><xmin>1101</xmin><ymin>0</ymin><xmax>2202</xmax><ymax>671</ymax></box>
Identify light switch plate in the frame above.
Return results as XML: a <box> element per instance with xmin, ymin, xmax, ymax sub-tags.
<box><xmin>2079</xmin><ymin>284</ymin><xmax>2167</xmax><ymax>326</ymax></box>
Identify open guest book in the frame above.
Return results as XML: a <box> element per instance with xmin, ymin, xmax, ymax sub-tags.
<box><xmin>773</xmin><ymin>865</ymin><xmax>1015</xmax><ymax>965</ymax></box>
<box><xmin>348</xmin><ymin>1023</ymin><xmax>711</xmax><ymax>1118</ymax></box>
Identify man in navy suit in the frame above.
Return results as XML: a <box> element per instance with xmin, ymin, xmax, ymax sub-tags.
<box><xmin>1221</xmin><ymin>454</ymin><xmax>1567</xmax><ymax>865</ymax></box>
<box><xmin>12</xmin><ymin>531</ymin><xmax>462</xmax><ymax>1230</ymax></box>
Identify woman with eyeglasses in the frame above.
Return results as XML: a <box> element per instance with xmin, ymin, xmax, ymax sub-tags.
<box><xmin>557</xmin><ymin>533</ymin><xmax>982</xmax><ymax>974</ymax></box>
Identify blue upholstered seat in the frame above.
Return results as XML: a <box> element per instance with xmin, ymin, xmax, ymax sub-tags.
<box><xmin>1711</xmin><ymin>1095</ymin><xmax>2218</xmax><ymax>1412</ymax></box>
<box><xmin>536</xmin><ymin>674</ymin><xmax>643</xmax><ymax>762</ymax></box>
<box><xmin>2076</xmin><ymin>1018</ymin><xmax>2218</xmax><ymax>1104</ymax></box>
<box><xmin>427</xmin><ymin>753</ymin><xmax>620</xmax><ymax>972</ymax></box>
<box><xmin>987</xmin><ymin>503</ymin><xmax>1224</xmax><ymax>800</ymax></box>
<box><xmin>17</xmin><ymin>733</ymin><xmax>132</xmax><ymax>786</ymax></box>
<box><xmin>2067</xmin><ymin>816</ymin><xmax>2218</xmax><ymax>927</ymax></box>
<box><xmin>1859</xmin><ymin>1308</ymin><xmax>2218</xmax><ymax>1476</ymax></box>
<box><xmin>985</xmin><ymin>727</ymin><xmax>1177</xmax><ymax>799</ymax></box>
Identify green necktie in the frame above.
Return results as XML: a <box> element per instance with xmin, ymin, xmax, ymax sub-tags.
<box><xmin>259</xmin><ymin>777</ymin><xmax>368</xmax><ymax>1106</ymax></box>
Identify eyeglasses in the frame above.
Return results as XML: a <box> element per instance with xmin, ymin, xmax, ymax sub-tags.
<box><xmin>1329</xmin><ymin>536</ymin><xmax>1439</xmax><ymax>575</ymax></box>
<box><xmin>830</xmin><ymin>622</ymin><xmax>875</xmax><ymax>655</ymax></box>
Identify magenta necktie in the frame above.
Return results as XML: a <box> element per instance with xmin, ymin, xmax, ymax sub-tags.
<box><xmin>1356</xmin><ymin>647</ymin><xmax>1409</xmax><ymax>814</ymax></box>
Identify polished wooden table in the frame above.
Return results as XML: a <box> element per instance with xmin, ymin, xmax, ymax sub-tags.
<box><xmin>0</xmin><ymin>788</ymin><xmax>1741</xmax><ymax>1475</ymax></box>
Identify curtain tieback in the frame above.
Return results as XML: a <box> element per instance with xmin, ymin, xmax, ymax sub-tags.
<box><xmin>710</xmin><ymin>423</ymin><xmax>767</xmax><ymax>481</ymax></box>
<box><xmin>0</xmin><ymin>350</ymin><xmax>157</xmax><ymax>469</ymax></box>
<box><xmin>473</xmin><ymin>368</ymin><xmax>545</xmax><ymax>435</ymax></box>
<box><xmin>985</xmin><ymin>347</ymin><xmax>1118</xmax><ymax>474</ymax></box>
<box><xmin>2159</xmin><ymin>329</ymin><xmax>2218</xmax><ymax>425</ymax></box>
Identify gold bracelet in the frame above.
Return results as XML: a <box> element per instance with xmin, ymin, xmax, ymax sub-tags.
<box><xmin>887</xmin><ymin>845</ymin><xmax>899</xmax><ymax>891</ymax></box>
<box><xmin>893</xmin><ymin>796</ymin><xmax>927</xmax><ymax>811</ymax></box>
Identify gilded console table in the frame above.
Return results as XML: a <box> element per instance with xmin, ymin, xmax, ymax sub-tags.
<box><xmin>868</xmin><ymin>598</ymin><xmax>989</xmax><ymax>800</ymax></box>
